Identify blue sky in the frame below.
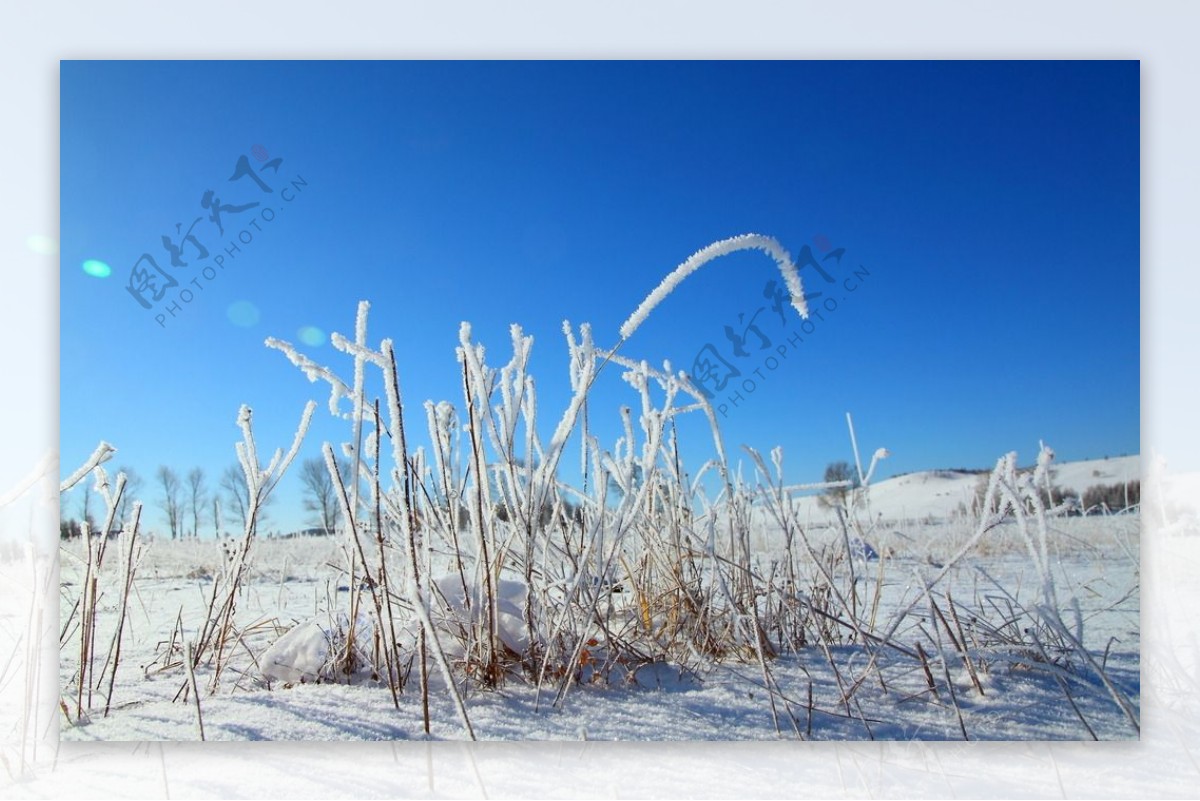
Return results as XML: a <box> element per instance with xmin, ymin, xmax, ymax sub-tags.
<box><xmin>60</xmin><ymin>60</ymin><xmax>1139</xmax><ymax>535</ymax></box>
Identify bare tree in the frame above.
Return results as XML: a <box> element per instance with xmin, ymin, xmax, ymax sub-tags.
<box><xmin>220</xmin><ymin>463</ymin><xmax>273</xmax><ymax>532</ymax></box>
<box><xmin>76</xmin><ymin>483</ymin><xmax>95</xmax><ymax>532</ymax></box>
<box><xmin>818</xmin><ymin>460</ymin><xmax>858</xmax><ymax>511</ymax></box>
<box><xmin>157</xmin><ymin>466</ymin><xmax>184</xmax><ymax>540</ymax></box>
<box><xmin>299</xmin><ymin>456</ymin><xmax>348</xmax><ymax>535</ymax></box>
<box><xmin>220</xmin><ymin>464</ymin><xmax>249</xmax><ymax>531</ymax></box>
<box><xmin>60</xmin><ymin>490</ymin><xmax>83</xmax><ymax>539</ymax></box>
<box><xmin>113</xmin><ymin>466</ymin><xmax>142</xmax><ymax>533</ymax></box>
<box><xmin>186</xmin><ymin>467</ymin><xmax>207</xmax><ymax>538</ymax></box>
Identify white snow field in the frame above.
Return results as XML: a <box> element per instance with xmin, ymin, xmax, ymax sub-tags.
<box><xmin>57</xmin><ymin>456</ymin><xmax>1140</xmax><ymax>742</ymax></box>
<box><xmin>790</xmin><ymin>454</ymin><xmax>1140</xmax><ymax>523</ymax></box>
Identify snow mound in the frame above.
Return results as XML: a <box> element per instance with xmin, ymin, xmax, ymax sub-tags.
<box><xmin>630</xmin><ymin>661</ymin><xmax>702</xmax><ymax>691</ymax></box>
<box><xmin>260</xmin><ymin>620</ymin><xmax>330</xmax><ymax>684</ymax></box>
<box><xmin>433</xmin><ymin>575</ymin><xmax>533</xmax><ymax>656</ymax></box>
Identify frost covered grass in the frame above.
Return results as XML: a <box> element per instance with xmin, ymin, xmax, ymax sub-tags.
<box><xmin>58</xmin><ymin>234</ymin><xmax>1140</xmax><ymax>741</ymax></box>
<box><xmin>56</xmin><ymin>527</ymin><xmax>1139</xmax><ymax>742</ymax></box>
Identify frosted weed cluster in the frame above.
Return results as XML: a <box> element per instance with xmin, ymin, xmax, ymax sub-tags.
<box><xmin>60</xmin><ymin>234</ymin><xmax>1139</xmax><ymax>740</ymax></box>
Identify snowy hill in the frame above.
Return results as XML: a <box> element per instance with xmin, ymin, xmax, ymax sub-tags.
<box><xmin>788</xmin><ymin>454</ymin><xmax>1140</xmax><ymax>523</ymax></box>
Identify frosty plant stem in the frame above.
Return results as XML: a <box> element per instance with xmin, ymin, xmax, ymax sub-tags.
<box><xmin>380</xmin><ymin>345</ymin><xmax>430</xmax><ymax>730</ymax></box>
<box><xmin>59</xmin><ymin>441</ymin><xmax>116</xmax><ymax>495</ymax></box>
<box><xmin>184</xmin><ymin>640</ymin><xmax>205</xmax><ymax>741</ymax></box>
<box><xmin>326</xmin><ymin>437</ymin><xmax>395</xmax><ymax>697</ymax></box>
<box><xmin>101</xmin><ymin>501</ymin><xmax>144</xmax><ymax>718</ymax></box>
<box><xmin>459</xmin><ymin>341</ymin><xmax>500</xmax><ymax>686</ymax></box>
<box><xmin>192</xmin><ymin>401</ymin><xmax>314</xmax><ymax>686</ymax></box>
<box><xmin>618</xmin><ymin>233</ymin><xmax>810</xmax><ymax>341</ymax></box>
<box><xmin>59</xmin><ymin>446</ymin><xmax>128</xmax><ymax>722</ymax></box>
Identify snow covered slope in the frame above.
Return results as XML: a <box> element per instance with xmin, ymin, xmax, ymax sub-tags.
<box><xmin>789</xmin><ymin>454</ymin><xmax>1140</xmax><ymax>523</ymax></box>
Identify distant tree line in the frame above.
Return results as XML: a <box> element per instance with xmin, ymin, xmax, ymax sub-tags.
<box><xmin>61</xmin><ymin>456</ymin><xmax>356</xmax><ymax>540</ymax></box>
<box><xmin>970</xmin><ymin>473</ymin><xmax>1139</xmax><ymax>517</ymax></box>
<box><xmin>1081</xmin><ymin>480</ymin><xmax>1140</xmax><ymax>514</ymax></box>
<box><xmin>58</xmin><ymin>463</ymin><xmax>257</xmax><ymax>539</ymax></box>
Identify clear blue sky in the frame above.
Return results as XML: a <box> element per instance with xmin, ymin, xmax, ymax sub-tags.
<box><xmin>60</xmin><ymin>60</ymin><xmax>1139</xmax><ymax>535</ymax></box>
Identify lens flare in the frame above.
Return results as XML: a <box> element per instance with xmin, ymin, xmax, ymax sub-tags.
<box><xmin>81</xmin><ymin>259</ymin><xmax>112</xmax><ymax>278</ymax></box>
<box><xmin>227</xmin><ymin>300</ymin><xmax>261</xmax><ymax>327</ymax></box>
<box><xmin>297</xmin><ymin>325</ymin><xmax>326</xmax><ymax>346</ymax></box>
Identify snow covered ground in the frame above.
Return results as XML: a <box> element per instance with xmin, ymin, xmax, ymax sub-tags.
<box><xmin>54</xmin><ymin>456</ymin><xmax>1141</xmax><ymax>744</ymax></box>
